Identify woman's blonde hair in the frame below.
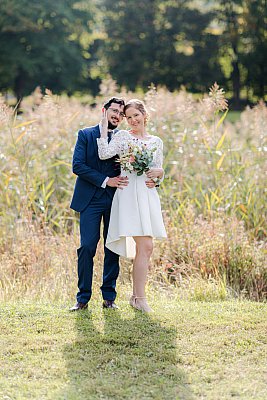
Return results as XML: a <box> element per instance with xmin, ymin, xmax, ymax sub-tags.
<box><xmin>124</xmin><ymin>99</ymin><xmax>149</xmax><ymax>124</ymax></box>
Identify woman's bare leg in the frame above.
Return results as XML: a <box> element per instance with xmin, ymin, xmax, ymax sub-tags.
<box><xmin>131</xmin><ymin>236</ymin><xmax>153</xmax><ymax>312</ymax></box>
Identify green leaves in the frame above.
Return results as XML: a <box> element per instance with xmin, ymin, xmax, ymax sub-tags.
<box><xmin>0</xmin><ymin>1</ymin><xmax>265</xmax><ymax>100</ymax></box>
<box><xmin>118</xmin><ymin>143</ymin><xmax>156</xmax><ymax>176</ymax></box>
<box><xmin>0</xmin><ymin>0</ymin><xmax>95</xmax><ymax>98</ymax></box>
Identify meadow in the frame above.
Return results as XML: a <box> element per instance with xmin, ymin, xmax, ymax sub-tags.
<box><xmin>0</xmin><ymin>82</ymin><xmax>266</xmax><ymax>301</ymax></box>
<box><xmin>0</xmin><ymin>83</ymin><xmax>266</xmax><ymax>399</ymax></box>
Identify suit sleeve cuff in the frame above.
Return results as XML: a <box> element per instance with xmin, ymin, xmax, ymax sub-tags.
<box><xmin>101</xmin><ymin>177</ymin><xmax>109</xmax><ymax>188</ymax></box>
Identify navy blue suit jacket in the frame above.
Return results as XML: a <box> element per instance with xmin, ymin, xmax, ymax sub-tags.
<box><xmin>70</xmin><ymin>125</ymin><xmax>119</xmax><ymax>212</ymax></box>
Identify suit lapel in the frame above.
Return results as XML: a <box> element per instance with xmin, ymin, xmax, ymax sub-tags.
<box><xmin>91</xmin><ymin>125</ymin><xmax>101</xmax><ymax>168</ymax></box>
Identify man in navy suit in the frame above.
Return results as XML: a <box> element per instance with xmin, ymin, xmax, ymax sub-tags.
<box><xmin>69</xmin><ymin>97</ymin><xmax>128</xmax><ymax>311</ymax></box>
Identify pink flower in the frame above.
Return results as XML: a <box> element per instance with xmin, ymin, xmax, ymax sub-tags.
<box><xmin>129</xmin><ymin>155</ymin><xmax>135</xmax><ymax>163</ymax></box>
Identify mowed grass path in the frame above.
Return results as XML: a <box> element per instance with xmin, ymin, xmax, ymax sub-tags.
<box><xmin>0</xmin><ymin>290</ymin><xmax>266</xmax><ymax>400</ymax></box>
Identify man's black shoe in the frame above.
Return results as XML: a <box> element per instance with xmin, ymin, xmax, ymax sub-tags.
<box><xmin>103</xmin><ymin>300</ymin><xmax>119</xmax><ymax>309</ymax></box>
<box><xmin>69</xmin><ymin>302</ymin><xmax>88</xmax><ymax>311</ymax></box>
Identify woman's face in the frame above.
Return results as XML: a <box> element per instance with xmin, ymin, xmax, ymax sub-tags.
<box><xmin>125</xmin><ymin>107</ymin><xmax>145</xmax><ymax>131</ymax></box>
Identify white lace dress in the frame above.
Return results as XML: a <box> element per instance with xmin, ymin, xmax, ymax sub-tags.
<box><xmin>97</xmin><ymin>130</ymin><xmax>167</xmax><ymax>258</ymax></box>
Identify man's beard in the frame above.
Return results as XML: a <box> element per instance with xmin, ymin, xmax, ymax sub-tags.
<box><xmin>108</xmin><ymin>121</ymin><xmax>118</xmax><ymax>130</ymax></box>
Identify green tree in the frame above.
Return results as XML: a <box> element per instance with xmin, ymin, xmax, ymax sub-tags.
<box><xmin>242</xmin><ymin>0</ymin><xmax>267</xmax><ymax>98</ymax></box>
<box><xmin>215</xmin><ymin>0</ymin><xmax>245</xmax><ymax>107</ymax></box>
<box><xmin>214</xmin><ymin>0</ymin><xmax>266</xmax><ymax>105</ymax></box>
<box><xmin>101</xmin><ymin>0</ymin><xmax>223</xmax><ymax>92</ymax></box>
<box><xmin>100</xmin><ymin>0</ymin><xmax>158</xmax><ymax>90</ymax></box>
<box><xmin>154</xmin><ymin>1</ymin><xmax>223</xmax><ymax>92</ymax></box>
<box><xmin>0</xmin><ymin>0</ymin><xmax>96</xmax><ymax>100</ymax></box>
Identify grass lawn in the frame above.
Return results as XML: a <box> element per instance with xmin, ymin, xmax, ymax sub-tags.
<box><xmin>0</xmin><ymin>288</ymin><xmax>266</xmax><ymax>400</ymax></box>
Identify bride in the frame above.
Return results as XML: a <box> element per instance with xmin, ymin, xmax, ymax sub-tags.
<box><xmin>97</xmin><ymin>99</ymin><xmax>167</xmax><ymax>312</ymax></box>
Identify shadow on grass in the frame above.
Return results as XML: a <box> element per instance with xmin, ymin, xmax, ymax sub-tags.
<box><xmin>62</xmin><ymin>308</ymin><xmax>194</xmax><ymax>399</ymax></box>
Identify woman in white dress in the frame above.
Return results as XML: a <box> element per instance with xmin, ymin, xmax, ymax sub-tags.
<box><xmin>97</xmin><ymin>99</ymin><xmax>167</xmax><ymax>312</ymax></box>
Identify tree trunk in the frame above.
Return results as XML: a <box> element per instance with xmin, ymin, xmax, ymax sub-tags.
<box><xmin>259</xmin><ymin>63</ymin><xmax>265</xmax><ymax>99</ymax></box>
<box><xmin>14</xmin><ymin>69</ymin><xmax>24</xmax><ymax>109</ymax></box>
<box><xmin>231</xmin><ymin>44</ymin><xmax>240</xmax><ymax>109</ymax></box>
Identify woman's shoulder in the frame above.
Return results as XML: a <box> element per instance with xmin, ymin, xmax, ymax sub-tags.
<box><xmin>150</xmin><ymin>135</ymin><xmax>163</xmax><ymax>145</ymax></box>
<box><xmin>114</xmin><ymin>129</ymin><xmax>130</xmax><ymax>137</ymax></box>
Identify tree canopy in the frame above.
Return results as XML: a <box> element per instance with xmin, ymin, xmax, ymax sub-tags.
<box><xmin>0</xmin><ymin>0</ymin><xmax>266</xmax><ymax>106</ymax></box>
<box><xmin>0</xmin><ymin>0</ymin><xmax>96</xmax><ymax>99</ymax></box>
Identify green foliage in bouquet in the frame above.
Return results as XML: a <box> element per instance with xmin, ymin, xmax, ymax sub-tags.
<box><xmin>117</xmin><ymin>143</ymin><xmax>156</xmax><ymax>176</ymax></box>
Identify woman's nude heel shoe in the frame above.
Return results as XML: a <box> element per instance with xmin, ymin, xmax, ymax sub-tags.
<box><xmin>129</xmin><ymin>296</ymin><xmax>153</xmax><ymax>313</ymax></box>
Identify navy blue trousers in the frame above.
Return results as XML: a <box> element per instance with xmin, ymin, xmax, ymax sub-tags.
<box><xmin>76</xmin><ymin>192</ymin><xmax>120</xmax><ymax>304</ymax></box>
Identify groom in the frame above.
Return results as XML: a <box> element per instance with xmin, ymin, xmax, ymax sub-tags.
<box><xmin>69</xmin><ymin>97</ymin><xmax>128</xmax><ymax>311</ymax></box>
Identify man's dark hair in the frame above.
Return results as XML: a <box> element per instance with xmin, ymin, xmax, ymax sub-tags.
<box><xmin>103</xmin><ymin>97</ymin><xmax>125</xmax><ymax>110</ymax></box>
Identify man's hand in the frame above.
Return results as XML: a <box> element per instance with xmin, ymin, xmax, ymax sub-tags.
<box><xmin>145</xmin><ymin>179</ymin><xmax>156</xmax><ymax>189</ymax></box>
<box><xmin>107</xmin><ymin>176</ymin><xmax>129</xmax><ymax>189</ymax></box>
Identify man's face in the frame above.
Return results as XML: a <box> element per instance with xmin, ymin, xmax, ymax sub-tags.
<box><xmin>106</xmin><ymin>102</ymin><xmax>124</xmax><ymax>129</ymax></box>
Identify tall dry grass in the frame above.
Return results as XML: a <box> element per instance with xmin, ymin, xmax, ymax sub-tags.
<box><xmin>0</xmin><ymin>82</ymin><xmax>266</xmax><ymax>301</ymax></box>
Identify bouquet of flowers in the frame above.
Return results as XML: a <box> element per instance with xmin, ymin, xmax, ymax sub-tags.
<box><xmin>117</xmin><ymin>143</ymin><xmax>156</xmax><ymax>176</ymax></box>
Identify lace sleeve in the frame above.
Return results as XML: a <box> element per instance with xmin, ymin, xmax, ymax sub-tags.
<box><xmin>154</xmin><ymin>137</ymin><xmax>163</xmax><ymax>168</ymax></box>
<box><xmin>152</xmin><ymin>137</ymin><xmax>164</xmax><ymax>184</ymax></box>
<box><xmin>97</xmin><ymin>131</ymin><xmax>125</xmax><ymax>160</ymax></box>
